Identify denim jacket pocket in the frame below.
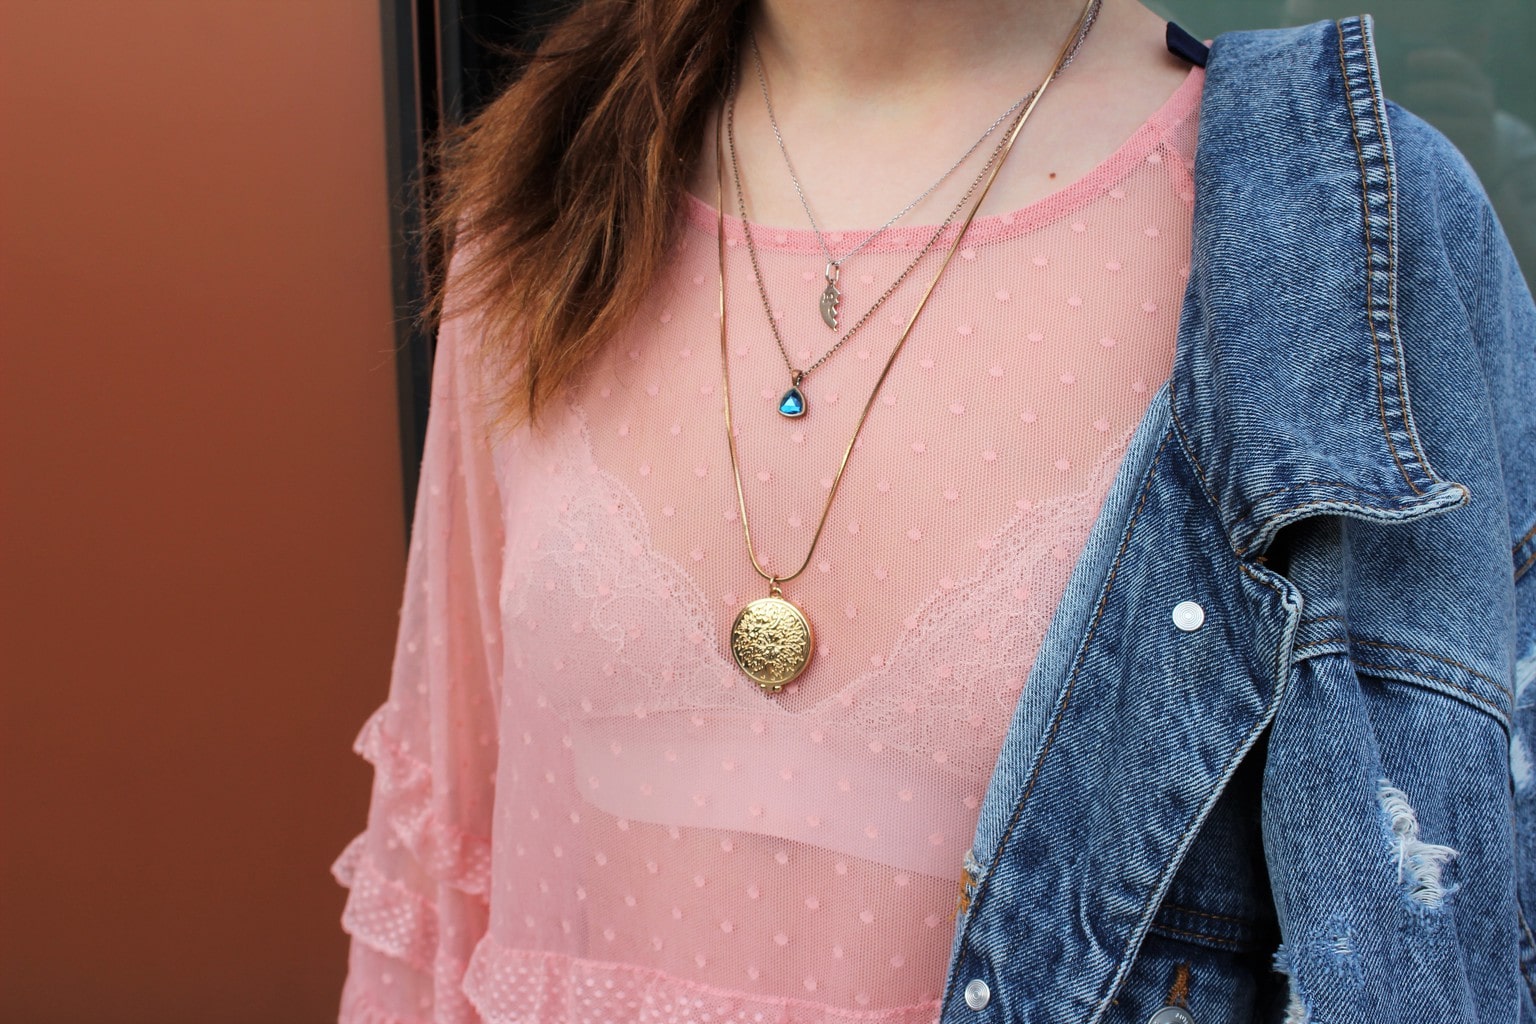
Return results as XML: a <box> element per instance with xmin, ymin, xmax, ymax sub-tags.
<box><xmin>1121</xmin><ymin>739</ymin><xmax>1284</xmax><ymax>1022</ymax></box>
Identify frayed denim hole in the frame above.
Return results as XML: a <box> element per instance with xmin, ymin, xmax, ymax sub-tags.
<box><xmin>1272</xmin><ymin>917</ymin><xmax>1363</xmax><ymax>1024</ymax></box>
<box><xmin>1377</xmin><ymin>780</ymin><xmax>1459</xmax><ymax>911</ymax></box>
<box><xmin>1317</xmin><ymin>917</ymin><xmax>1364</xmax><ymax>985</ymax></box>
<box><xmin>1515</xmin><ymin>642</ymin><xmax>1536</xmax><ymax>706</ymax></box>
<box><xmin>1513</xmin><ymin>737</ymin><xmax>1534</xmax><ymax>793</ymax></box>
<box><xmin>1272</xmin><ymin>943</ymin><xmax>1310</xmax><ymax>1024</ymax></box>
<box><xmin>1515</xmin><ymin>643</ymin><xmax>1536</xmax><ymax>792</ymax></box>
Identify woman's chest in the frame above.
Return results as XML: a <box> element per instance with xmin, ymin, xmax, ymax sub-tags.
<box><xmin>493</xmin><ymin>211</ymin><xmax>1188</xmax><ymax>762</ymax></box>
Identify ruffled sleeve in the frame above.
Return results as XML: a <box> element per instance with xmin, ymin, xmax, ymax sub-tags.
<box><xmin>331</xmin><ymin>293</ymin><xmax>507</xmax><ymax>1024</ymax></box>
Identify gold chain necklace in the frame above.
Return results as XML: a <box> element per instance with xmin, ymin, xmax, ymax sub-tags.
<box><xmin>747</xmin><ymin>31</ymin><xmax>1042</xmax><ymax>332</ymax></box>
<box><xmin>727</xmin><ymin>68</ymin><xmax>1025</xmax><ymax>420</ymax></box>
<box><xmin>717</xmin><ymin>0</ymin><xmax>1102</xmax><ymax>693</ymax></box>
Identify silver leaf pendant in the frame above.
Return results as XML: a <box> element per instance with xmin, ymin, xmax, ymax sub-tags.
<box><xmin>819</xmin><ymin>264</ymin><xmax>841</xmax><ymax>330</ymax></box>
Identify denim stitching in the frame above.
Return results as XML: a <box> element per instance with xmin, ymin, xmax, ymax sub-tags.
<box><xmin>1357</xmin><ymin>18</ymin><xmax>1440</xmax><ymax>481</ymax></box>
<box><xmin>945</xmin><ymin>426</ymin><xmax>1177</xmax><ymax>1010</ymax></box>
<box><xmin>1354</xmin><ymin>660</ymin><xmax>1508</xmax><ymax>722</ymax></box>
<box><xmin>1516</xmin><ymin>901</ymin><xmax>1536</xmax><ymax>1004</ymax></box>
<box><xmin>1160</xmin><ymin>903</ymin><xmax>1253</xmax><ymax>925</ymax></box>
<box><xmin>1149</xmin><ymin>921</ymin><xmax>1250</xmax><ymax>950</ymax></box>
<box><xmin>1347</xmin><ymin>636</ymin><xmax>1510</xmax><ymax>698</ymax></box>
<box><xmin>1234</xmin><ymin>490</ymin><xmax>1467</xmax><ymax>557</ymax></box>
<box><xmin>1335</xmin><ymin>18</ymin><xmax>1416</xmax><ymax>492</ymax></box>
<box><xmin>1516</xmin><ymin>536</ymin><xmax>1536</xmax><ymax>583</ymax></box>
<box><xmin>1357</xmin><ymin>16</ymin><xmax>1437</xmax><ymax>491</ymax></box>
<box><xmin>1333</xmin><ymin>19</ymin><xmax>1427</xmax><ymax>497</ymax></box>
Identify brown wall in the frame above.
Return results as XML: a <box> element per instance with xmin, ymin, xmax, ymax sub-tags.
<box><xmin>2</xmin><ymin>2</ymin><xmax>403</xmax><ymax>1020</ymax></box>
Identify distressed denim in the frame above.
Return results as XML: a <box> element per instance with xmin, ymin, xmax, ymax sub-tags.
<box><xmin>941</xmin><ymin>15</ymin><xmax>1536</xmax><ymax>1024</ymax></box>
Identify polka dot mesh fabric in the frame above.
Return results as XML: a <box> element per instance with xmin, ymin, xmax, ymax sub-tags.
<box><xmin>334</xmin><ymin>67</ymin><xmax>1202</xmax><ymax>1024</ymax></box>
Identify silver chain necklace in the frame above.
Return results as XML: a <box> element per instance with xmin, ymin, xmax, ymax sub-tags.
<box><xmin>732</xmin><ymin>1</ymin><xmax>1102</xmax><ymax>417</ymax></box>
<box><xmin>750</xmin><ymin>32</ymin><xmax>1039</xmax><ymax>330</ymax></box>
<box><xmin>728</xmin><ymin>75</ymin><xmax>1023</xmax><ymax>418</ymax></box>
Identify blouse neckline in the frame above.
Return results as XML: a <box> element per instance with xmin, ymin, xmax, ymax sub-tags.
<box><xmin>683</xmin><ymin>63</ymin><xmax>1203</xmax><ymax>254</ymax></box>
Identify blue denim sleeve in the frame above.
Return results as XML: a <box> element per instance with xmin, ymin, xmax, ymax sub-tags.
<box><xmin>1480</xmin><ymin>149</ymin><xmax>1536</xmax><ymax>1016</ymax></box>
<box><xmin>1463</xmin><ymin>137</ymin><xmax>1536</xmax><ymax>1007</ymax></box>
<box><xmin>1387</xmin><ymin>102</ymin><xmax>1536</xmax><ymax>569</ymax></box>
<box><xmin>1388</xmin><ymin>97</ymin><xmax>1536</xmax><ymax>1002</ymax></box>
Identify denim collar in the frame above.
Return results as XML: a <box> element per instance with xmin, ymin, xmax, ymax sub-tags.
<box><xmin>1169</xmin><ymin>15</ymin><xmax>1469</xmax><ymax>559</ymax></box>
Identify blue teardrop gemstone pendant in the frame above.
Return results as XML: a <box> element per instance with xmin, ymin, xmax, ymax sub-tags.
<box><xmin>778</xmin><ymin>385</ymin><xmax>806</xmax><ymax>418</ymax></box>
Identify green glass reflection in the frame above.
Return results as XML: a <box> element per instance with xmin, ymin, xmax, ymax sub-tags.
<box><xmin>1154</xmin><ymin>0</ymin><xmax>1535</xmax><ymax>280</ymax></box>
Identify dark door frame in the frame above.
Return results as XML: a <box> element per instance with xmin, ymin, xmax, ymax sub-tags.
<box><xmin>378</xmin><ymin>0</ymin><xmax>557</xmax><ymax>535</ymax></box>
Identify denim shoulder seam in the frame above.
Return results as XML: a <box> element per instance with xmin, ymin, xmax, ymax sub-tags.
<box><xmin>1353</xmin><ymin>659</ymin><xmax>1510</xmax><ymax>724</ymax></box>
<box><xmin>1348</xmin><ymin>635</ymin><xmax>1510</xmax><ymax>699</ymax></box>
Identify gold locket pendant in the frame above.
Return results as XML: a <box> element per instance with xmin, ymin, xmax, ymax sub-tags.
<box><xmin>729</xmin><ymin>585</ymin><xmax>814</xmax><ymax>692</ymax></box>
<box><xmin>713</xmin><ymin>0</ymin><xmax>1095</xmax><ymax>695</ymax></box>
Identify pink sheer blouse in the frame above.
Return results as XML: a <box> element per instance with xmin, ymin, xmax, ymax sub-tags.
<box><xmin>334</xmin><ymin>66</ymin><xmax>1203</xmax><ymax>1024</ymax></box>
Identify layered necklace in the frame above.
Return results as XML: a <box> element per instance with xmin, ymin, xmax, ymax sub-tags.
<box><xmin>717</xmin><ymin>0</ymin><xmax>1103</xmax><ymax>692</ymax></box>
<box><xmin>727</xmin><ymin>82</ymin><xmax>1018</xmax><ymax>420</ymax></box>
<box><xmin>748</xmin><ymin>32</ymin><xmax>1037</xmax><ymax>334</ymax></box>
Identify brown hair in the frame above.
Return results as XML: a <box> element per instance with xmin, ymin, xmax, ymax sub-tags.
<box><xmin>427</xmin><ymin>0</ymin><xmax>750</xmax><ymax>428</ymax></box>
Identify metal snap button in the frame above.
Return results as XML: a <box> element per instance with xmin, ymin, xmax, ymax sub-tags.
<box><xmin>963</xmin><ymin>978</ymin><xmax>991</xmax><ymax>1010</ymax></box>
<box><xmin>1171</xmin><ymin>600</ymin><xmax>1205</xmax><ymax>631</ymax></box>
<box><xmin>1147</xmin><ymin>1006</ymin><xmax>1195</xmax><ymax>1024</ymax></box>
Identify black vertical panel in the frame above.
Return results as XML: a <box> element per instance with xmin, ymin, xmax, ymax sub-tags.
<box><xmin>379</xmin><ymin>0</ymin><xmax>439</xmax><ymax>535</ymax></box>
<box><xmin>381</xmin><ymin>0</ymin><xmax>568</xmax><ymax>536</ymax></box>
<box><xmin>452</xmin><ymin>0</ymin><xmax>570</xmax><ymax>120</ymax></box>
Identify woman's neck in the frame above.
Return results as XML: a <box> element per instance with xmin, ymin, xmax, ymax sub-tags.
<box><xmin>702</xmin><ymin>0</ymin><xmax>1192</xmax><ymax>230</ymax></box>
<box><xmin>751</xmin><ymin>0</ymin><xmax>1086</xmax><ymax>97</ymax></box>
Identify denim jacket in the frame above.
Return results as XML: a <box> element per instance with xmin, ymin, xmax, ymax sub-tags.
<box><xmin>939</xmin><ymin>15</ymin><xmax>1536</xmax><ymax>1024</ymax></box>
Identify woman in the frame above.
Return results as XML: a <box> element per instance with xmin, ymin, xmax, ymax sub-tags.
<box><xmin>332</xmin><ymin>1</ymin><xmax>1536</xmax><ymax>1021</ymax></box>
